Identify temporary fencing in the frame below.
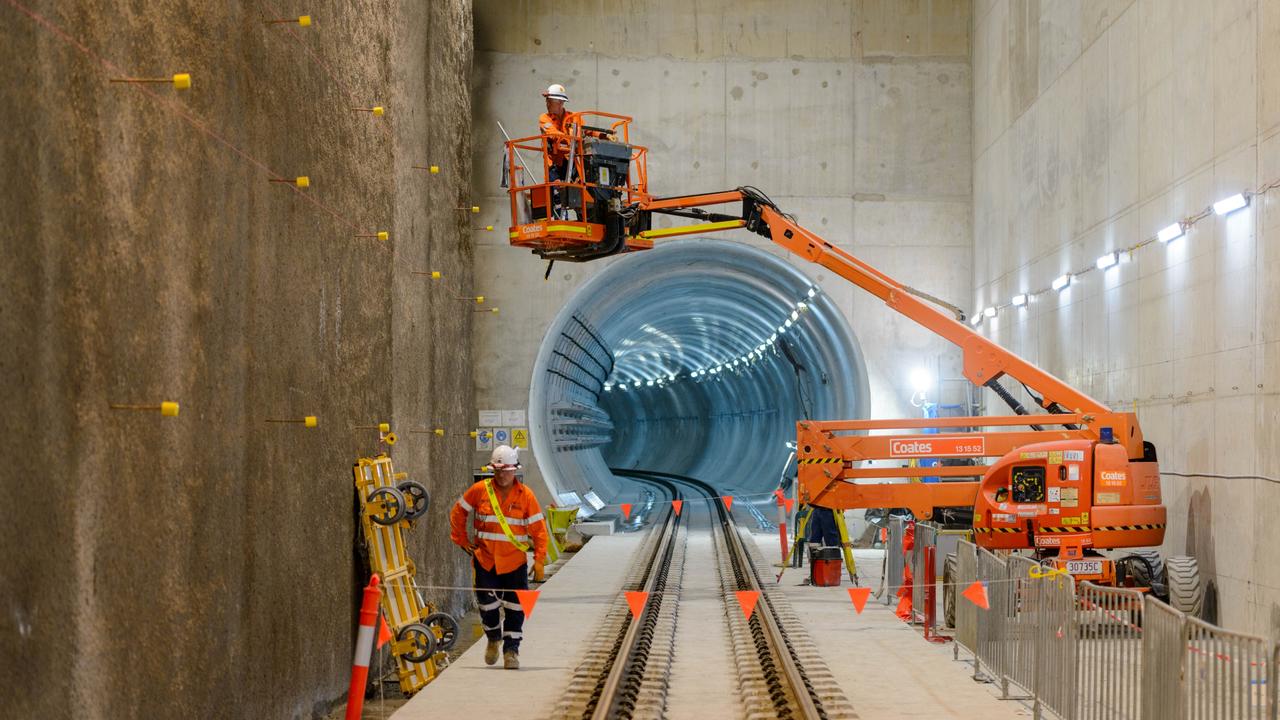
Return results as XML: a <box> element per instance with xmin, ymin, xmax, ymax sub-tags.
<box><xmin>950</xmin><ymin>547</ymin><xmax>1280</xmax><ymax>720</ymax></box>
<box><xmin>953</xmin><ymin>540</ymin><xmax>979</xmax><ymax>666</ymax></box>
<box><xmin>881</xmin><ymin>516</ymin><xmax>906</xmax><ymax>606</ymax></box>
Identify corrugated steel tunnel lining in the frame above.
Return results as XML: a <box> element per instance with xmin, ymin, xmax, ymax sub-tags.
<box><xmin>529</xmin><ymin>238</ymin><xmax>870</xmax><ymax>507</ymax></box>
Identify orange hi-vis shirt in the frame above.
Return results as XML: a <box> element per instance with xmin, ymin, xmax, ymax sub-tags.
<box><xmin>450</xmin><ymin>479</ymin><xmax>549</xmax><ymax>574</ymax></box>
<box><xmin>538</xmin><ymin>111</ymin><xmax>571</xmax><ymax>162</ymax></box>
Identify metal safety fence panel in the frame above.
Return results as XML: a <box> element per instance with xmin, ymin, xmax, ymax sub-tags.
<box><xmin>975</xmin><ymin>547</ymin><xmax>1007</xmax><ymax>684</ymax></box>
<box><xmin>999</xmin><ymin>555</ymin><xmax>1039</xmax><ymax>699</ymax></box>
<box><xmin>1142</xmin><ymin>596</ymin><xmax>1186</xmax><ymax>720</ymax></box>
<box><xmin>954</xmin><ymin>540</ymin><xmax>978</xmax><ymax>657</ymax></box>
<box><xmin>1077</xmin><ymin>582</ymin><xmax>1145</xmax><ymax>720</ymax></box>
<box><xmin>912</xmin><ymin>522</ymin><xmax>938</xmax><ymax>622</ymax></box>
<box><xmin>1182</xmin><ymin>614</ymin><xmax>1277</xmax><ymax>720</ymax></box>
<box><xmin>1030</xmin><ymin>567</ymin><xmax>1078</xmax><ymax>720</ymax></box>
<box><xmin>882</xmin><ymin>517</ymin><xmax>905</xmax><ymax>606</ymax></box>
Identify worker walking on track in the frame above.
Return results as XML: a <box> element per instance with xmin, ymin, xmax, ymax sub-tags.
<box><xmin>450</xmin><ymin>445</ymin><xmax>549</xmax><ymax>670</ymax></box>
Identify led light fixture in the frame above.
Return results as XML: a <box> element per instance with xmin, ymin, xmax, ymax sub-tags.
<box><xmin>1157</xmin><ymin>223</ymin><xmax>1184</xmax><ymax>243</ymax></box>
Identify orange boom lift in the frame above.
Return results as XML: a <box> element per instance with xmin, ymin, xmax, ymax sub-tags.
<box><xmin>502</xmin><ymin>112</ymin><xmax>1198</xmax><ymax>605</ymax></box>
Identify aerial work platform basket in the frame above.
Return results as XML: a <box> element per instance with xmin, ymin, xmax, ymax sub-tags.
<box><xmin>504</xmin><ymin>111</ymin><xmax>653</xmax><ymax>261</ymax></box>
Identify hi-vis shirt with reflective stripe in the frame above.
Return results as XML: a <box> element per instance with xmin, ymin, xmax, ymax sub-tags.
<box><xmin>450</xmin><ymin>479</ymin><xmax>549</xmax><ymax>575</ymax></box>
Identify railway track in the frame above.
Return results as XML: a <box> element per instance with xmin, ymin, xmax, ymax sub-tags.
<box><xmin>553</xmin><ymin>469</ymin><xmax>854</xmax><ymax>720</ymax></box>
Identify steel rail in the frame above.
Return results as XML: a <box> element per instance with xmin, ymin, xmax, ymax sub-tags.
<box><xmin>614</xmin><ymin>469</ymin><xmax>826</xmax><ymax>719</ymax></box>
<box><xmin>585</xmin><ymin>475</ymin><xmax>682</xmax><ymax>720</ymax></box>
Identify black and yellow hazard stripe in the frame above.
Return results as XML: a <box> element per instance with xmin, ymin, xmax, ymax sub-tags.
<box><xmin>798</xmin><ymin>457</ymin><xmax>842</xmax><ymax>465</ymax></box>
<box><xmin>973</xmin><ymin>527</ymin><xmax>1023</xmax><ymax>534</ymax></box>
<box><xmin>1093</xmin><ymin>524</ymin><xmax>1165</xmax><ymax>532</ymax></box>
<box><xmin>1040</xmin><ymin>526</ymin><xmax>1092</xmax><ymax>533</ymax></box>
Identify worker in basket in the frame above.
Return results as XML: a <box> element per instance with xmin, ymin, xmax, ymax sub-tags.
<box><xmin>537</xmin><ymin>82</ymin><xmax>614</xmax><ymax>220</ymax></box>
<box><xmin>449</xmin><ymin>445</ymin><xmax>549</xmax><ymax>670</ymax></box>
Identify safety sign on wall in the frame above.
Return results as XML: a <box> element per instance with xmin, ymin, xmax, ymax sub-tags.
<box><xmin>511</xmin><ymin>428</ymin><xmax>529</xmax><ymax>449</ymax></box>
<box><xmin>475</xmin><ymin>428</ymin><xmax>494</xmax><ymax>451</ymax></box>
<box><xmin>493</xmin><ymin>428</ymin><xmax>511</xmax><ymax>446</ymax></box>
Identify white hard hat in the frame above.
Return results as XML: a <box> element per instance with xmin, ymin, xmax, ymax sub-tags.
<box><xmin>490</xmin><ymin>444</ymin><xmax>521</xmax><ymax>470</ymax></box>
<box><xmin>542</xmin><ymin>83</ymin><xmax>568</xmax><ymax>102</ymax></box>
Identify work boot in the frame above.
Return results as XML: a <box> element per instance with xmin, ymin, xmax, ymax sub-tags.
<box><xmin>503</xmin><ymin>650</ymin><xmax>520</xmax><ymax>670</ymax></box>
<box><xmin>484</xmin><ymin>639</ymin><xmax>500</xmax><ymax>666</ymax></box>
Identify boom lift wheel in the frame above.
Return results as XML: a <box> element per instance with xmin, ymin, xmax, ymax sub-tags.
<box><xmin>1116</xmin><ymin>549</ymin><xmax>1166</xmax><ymax>598</ymax></box>
<box><xmin>424</xmin><ymin>612</ymin><xmax>460</xmax><ymax>651</ymax></box>
<box><xmin>397</xmin><ymin>622</ymin><xmax>438</xmax><ymax>663</ymax></box>
<box><xmin>943</xmin><ymin>552</ymin><xmax>958</xmax><ymax>628</ymax></box>
<box><xmin>1166</xmin><ymin>555</ymin><xmax>1203</xmax><ymax>616</ymax></box>
<box><xmin>367</xmin><ymin>486</ymin><xmax>407</xmax><ymax>525</ymax></box>
<box><xmin>397</xmin><ymin>480</ymin><xmax>431</xmax><ymax>521</ymax></box>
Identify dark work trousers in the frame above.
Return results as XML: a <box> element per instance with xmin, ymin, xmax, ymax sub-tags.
<box><xmin>548</xmin><ymin>160</ymin><xmax>570</xmax><ymax>219</ymax></box>
<box><xmin>473</xmin><ymin>557</ymin><xmax>529</xmax><ymax>653</ymax></box>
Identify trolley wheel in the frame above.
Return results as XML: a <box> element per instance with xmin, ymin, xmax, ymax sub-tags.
<box><xmin>367</xmin><ymin>486</ymin><xmax>407</xmax><ymax>525</ymax></box>
<box><xmin>1166</xmin><ymin>555</ymin><xmax>1203</xmax><ymax>617</ymax></box>
<box><xmin>424</xmin><ymin>612</ymin><xmax>460</xmax><ymax>651</ymax></box>
<box><xmin>943</xmin><ymin>552</ymin><xmax>958</xmax><ymax>628</ymax></box>
<box><xmin>397</xmin><ymin>622</ymin><xmax>437</xmax><ymax>663</ymax></box>
<box><xmin>397</xmin><ymin>480</ymin><xmax>431</xmax><ymax>521</ymax></box>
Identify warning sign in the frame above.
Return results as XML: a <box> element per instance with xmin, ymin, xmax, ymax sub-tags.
<box><xmin>511</xmin><ymin>428</ymin><xmax>529</xmax><ymax>449</ymax></box>
<box><xmin>475</xmin><ymin>428</ymin><xmax>493</xmax><ymax>451</ymax></box>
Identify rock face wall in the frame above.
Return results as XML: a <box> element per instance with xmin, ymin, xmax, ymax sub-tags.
<box><xmin>0</xmin><ymin>1</ymin><xmax>475</xmax><ymax>717</ymax></box>
<box><xmin>470</xmin><ymin>0</ymin><xmax>974</xmax><ymax>493</ymax></box>
<box><xmin>972</xmin><ymin>0</ymin><xmax>1280</xmax><ymax>635</ymax></box>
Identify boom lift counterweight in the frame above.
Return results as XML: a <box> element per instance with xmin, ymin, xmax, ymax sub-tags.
<box><xmin>503</xmin><ymin>111</ymin><xmax>1194</xmax><ymax>602</ymax></box>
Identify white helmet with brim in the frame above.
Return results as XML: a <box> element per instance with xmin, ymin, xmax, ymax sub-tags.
<box><xmin>542</xmin><ymin>83</ymin><xmax>568</xmax><ymax>102</ymax></box>
<box><xmin>490</xmin><ymin>444</ymin><xmax>521</xmax><ymax>470</ymax></box>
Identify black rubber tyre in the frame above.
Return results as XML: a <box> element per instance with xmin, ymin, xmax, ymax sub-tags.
<box><xmin>1119</xmin><ymin>549</ymin><xmax>1166</xmax><ymax>598</ymax></box>
<box><xmin>424</xmin><ymin>612</ymin><xmax>460</xmax><ymax>651</ymax></box>
<box><xmin>397</xmin><ymin>622</ymin><xmax>437</xmax><ymax>663</ymax></box>
<box><xmin>943</xmin><ymin>552</ymin><xmax>958</xmax><ymax>628</ymax></box>
<box><xmin>1166</xmin><ymin>555</ymin><xmax>1203</xmax><ymax>617</ymax></box>
<box><xmin>368</xmin><ymin>486</ymin><xmax>407</xmax><ymax>525</ymax></box>
<box><xmin>397</xmin><ymin>480</ymin><xmax>431</xmax><ymax>520</ymax></box>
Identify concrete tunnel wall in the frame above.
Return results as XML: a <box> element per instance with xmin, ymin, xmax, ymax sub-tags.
<box><xmin>1</xmin><ymin>2</ymin><xmax>478</xmax><ymax>717</ymax></box>
<box><xmin>971</xmin><ymin>0</ymin><xmax>1280</xmax><ymax>636</ymax></box>
<box><xmin>529</xmin><ymin>239</ymin><xmax>869</xmax><ymax>503</ymax></box>
<box><xmin>470</xmin><ymin>0</ymin><xmax>976</xmax><ymax>498</ymax></box>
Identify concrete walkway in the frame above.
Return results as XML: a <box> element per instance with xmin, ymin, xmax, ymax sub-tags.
<box><xmin>393</xmin><ymin>533</ymin><xmax>644</xmax><ymax>718</ymax></box>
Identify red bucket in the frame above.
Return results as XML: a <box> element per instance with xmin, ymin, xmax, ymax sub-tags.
<box><xmin>810</xmin><ymin>547</ymin><xmax>843</xmax><ymax>586</ymax></box>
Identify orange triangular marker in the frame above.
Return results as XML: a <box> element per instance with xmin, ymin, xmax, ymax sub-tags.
<box><xmin>625</xmin><ymin>591</ymin><xmax>648</xmax><ymax>620</ymax></box>
<box><xmin>735</xmin><ymin>590</ymin><xmax>760</xmax><ymax>619</ymax></box>
<box><xmin>773</xmin><ymin>489</ymin><xmax>784</xmax><ymax>501</ymax></box>
<box><xmin>782</xmin><ymin>498</ymin><xmax>794</xmax><ymax>513</ymax></box>
<box><xmin>722</xmin><ymin>496</ymin><xmax>735</xmax><ymax>512</ymax></box>
<box><xmin>515</xmin><ymin>589</ymin><xmax>541</xmax><ymax>618</ymax></box>
<box><xmin>671</xmin><ymin>499</ymin><xmax>683</xmax><ymax>515</ymax></box>
<box><xmin>962</xmin><ymin>581</ymin><xmax>989</xmax><ymax>610</ymax></box>
<box><xmin>847</xmin><ymin>587</ymin><xmax>872</xmax><ymax>614</ymax></box>
<box><xmin>621</xmin><ymin>503</ymin><xmax>632</xmax><ymax>520</ymax></box>
<box><xmin>377</xmin><ymin>614</ymin><xmax>393</xmax><ymax>647</ymax></box>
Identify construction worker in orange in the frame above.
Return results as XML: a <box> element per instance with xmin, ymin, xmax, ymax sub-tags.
<box><xmin>450</xmin><ymin>445</ymin><xmax>549</xmax><ymax>670</ymax></box>
<box><xmin>538</xmin><ymin>83</ymin><xmax>573</xmax><ymax>219</ymax></box>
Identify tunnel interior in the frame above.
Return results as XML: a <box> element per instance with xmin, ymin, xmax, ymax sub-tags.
<box><xmin>529</xmin><ymin>239</ymin><xmax>870</xmax><ymax>511</ymax></box>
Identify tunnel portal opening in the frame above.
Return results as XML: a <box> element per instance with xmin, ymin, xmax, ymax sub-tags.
<box><xmin>529</xmin><ymin>239</ymin><xmax>869</xmax><ymax>509</ymax></box>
